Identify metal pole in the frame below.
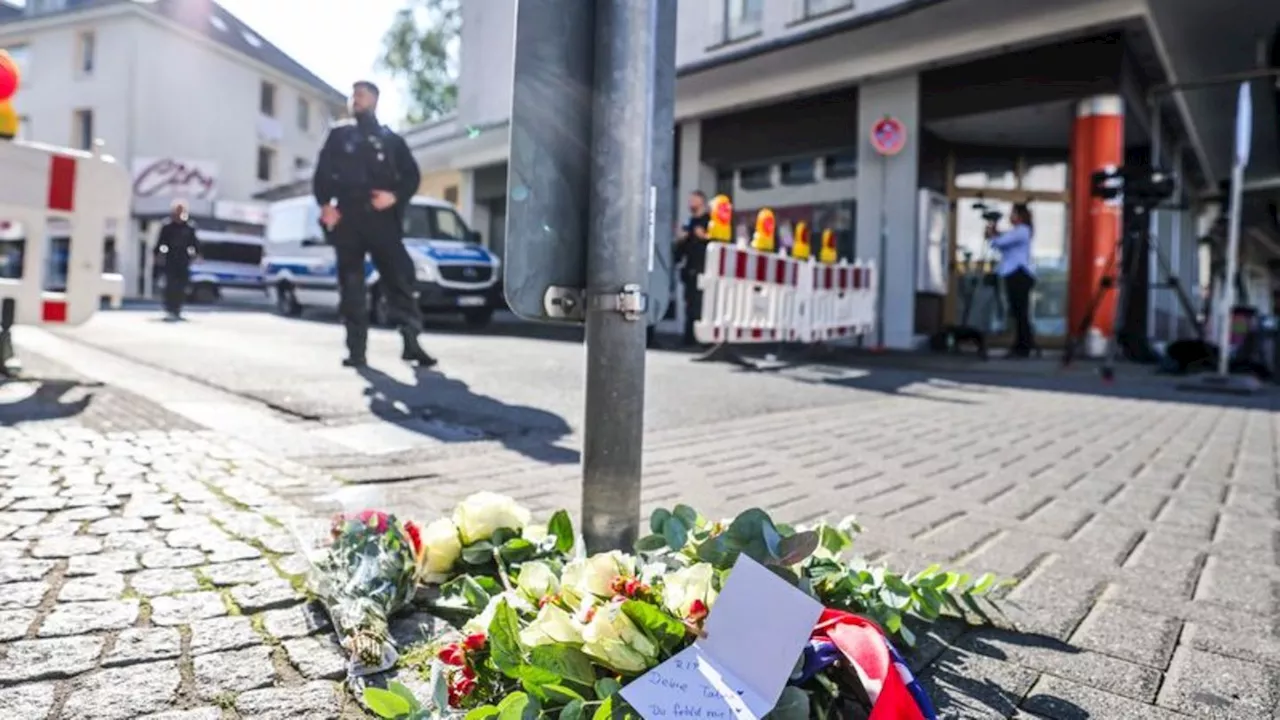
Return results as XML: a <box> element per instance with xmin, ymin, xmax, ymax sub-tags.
<box><xmin>1147</xmin><ymin>103</ymin><xmax>1160</xmax><ymax>343</ymax></box>
<box><xmin>581</xmin><ymin>0</ymin><xmax>676</xmax><ymax>553</ymax></box>
<box><xmin>1217</xmin><ymin>162</ymin><xmax>1244</xmax><ymax>376</ymax></box>
<box><xmin>876</xmin><ymin>156</ymin><xmax>888</xmax><ymax>348</ymax></box>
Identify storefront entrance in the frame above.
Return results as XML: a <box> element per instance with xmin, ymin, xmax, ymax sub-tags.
<box><xmin>944</xmin><ymin>153</ymin><xmax>1071</xmax><ymax>346</ymax></box>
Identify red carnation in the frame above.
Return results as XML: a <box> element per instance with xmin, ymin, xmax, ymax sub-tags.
<box><xmin>403</xmin><ymin>521</ymin><xmax>423</xmax><ymax>556</ymax></box>
<box><xmin>463</xmin><ymin>633</ymin><xmax>486</xmax><ymax>652</ymax></box>
<box><xmin>437</xmin><ymin>644</ymin><xmax>465</xmax><ymax>666</ymax></box>
<box><xmin>688</xmin><ymin>599</ymin><xmax>709</xmax><ymax>622</ymax></box>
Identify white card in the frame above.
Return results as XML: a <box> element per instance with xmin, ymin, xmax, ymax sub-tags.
<box><xmin>621</xmin><ymin>555</ymin><xmax>825</xmax><ymax>720</ymax></box>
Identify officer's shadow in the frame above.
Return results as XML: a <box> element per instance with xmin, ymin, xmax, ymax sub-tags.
<box><xmin>355</xmin><ymin>365</ymin><xmax>579</xmax><ymax>465</ymax></box>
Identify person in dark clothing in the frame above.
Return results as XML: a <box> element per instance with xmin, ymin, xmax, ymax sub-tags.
<box><xmin>313</xmin><ymin>80</ymin><xmax>434</xmax><ymax>369</ymax></box>
<box><xmin>157</xmin><ymin>201</ymin><xmax>200</xmax><ymax>321</ymax></box>
<box><xmin>674</xmin><ymin>190</ymin><xmax>711</xmax><ymax>346</ymax></box>
<box><xmin>986</xmin><ymin>203</ymin><xmax>1038</xmax><ymax>358</ymax></box>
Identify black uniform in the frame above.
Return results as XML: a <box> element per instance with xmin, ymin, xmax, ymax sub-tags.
<box><xmin>157</xmin><ymin>218</ymin><xmax>199</xmax><ymax>317</ymax></box>
<box><xmin>312</xmin><ymin>114</ymin><xmax>427</xmax><ymax>365</ymax></box>
<box><xmin>675</xmin><ymin>212</ymin><xmax>710</xmax><ymax>345</ymax></box>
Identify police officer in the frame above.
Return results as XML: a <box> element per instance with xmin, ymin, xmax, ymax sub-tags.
<box><xmin>674</xmin><ymin>190</ymin><xmax>711</xmax><ymax>346</ymax></box>
<box><xmin>157</xmin><ymin>200</ymin><xmax>199</xmax><ymax>321</ymax></box>
<box><xmin>313</xmin><ymin>80</ymin><xmax>435</xmax><ymax>369</ymax></box>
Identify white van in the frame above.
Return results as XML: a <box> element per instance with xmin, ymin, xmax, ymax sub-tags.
<box><xmin>183</xmin><ymin>230</ymin><xmax>266</xmax><ymax>303</ymax></box>
<box><xmin>260</xmin><ymin>195</ymin><xmax>502</xmax><ymax>328</ymax></box>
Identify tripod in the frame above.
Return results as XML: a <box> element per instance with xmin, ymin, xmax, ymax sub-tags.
<box><xmin>1062</xmin><ymin>201</ymin><xmax>1203</xmax><ymax>377</ymax></box>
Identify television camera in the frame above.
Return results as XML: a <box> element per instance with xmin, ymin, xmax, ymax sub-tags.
<box><xmin>1089</xmin><ymin>165</ymin><xmax>1176</xmax><ymax>207</ymax></box>
<box><xmin>972</xmin><ymin>200</ymin><xmax>1003</xmax><ymax>224</ymax></box>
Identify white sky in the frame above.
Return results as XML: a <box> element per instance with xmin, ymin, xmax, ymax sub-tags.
<box><xmin>13</xmin><ymin>0</ymin><xmax>412</xmax><ymax>127</ymax></box>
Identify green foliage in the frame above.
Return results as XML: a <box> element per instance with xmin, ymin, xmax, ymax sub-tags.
<box><xmin>379</xmin><ymin>0</ymin><xmax>461</xmax><ymax>124</ymax></box>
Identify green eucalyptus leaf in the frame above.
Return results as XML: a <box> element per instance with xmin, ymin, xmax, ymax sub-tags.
<box><xmin>775</xmin><ymin>531</ymin><xmax>819</xmax><ymax>565</ymax></box>
<box><xmin>560</xmin><ymin>699</ymin><xmax>586</xmax><ymax>720</ymax></box>
<box><xmin>462</xmin><ymin>540</ymin><xmax>496</xmax><ymax>565</ymax></box>
<box><xmin>634</xmin><ymin>534</ymin><xmax>668</xmax><ymax>553</ymax></box>
<box><xmin>649</xmin><ymin>508</ymin><xmax>672</xmax><ymax>534</ymax></box>
<box><xmin>661</xmin><ymin>516</ymin><xmax>689</xmax><ymax>550</ymax></box>
<box><xmin>594</xmin><ymin>677</ymin><xmax>622</xmax><ymax>700</ymax></box>
<box><xmin>672</xmin><ymin>504</ymin><xmax>699</xmax><ymax>528</ymax></box>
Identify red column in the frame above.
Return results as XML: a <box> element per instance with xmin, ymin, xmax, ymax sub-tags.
<box><xmin>1068</xmin><ymin>95</ymin><xmax>1124</xmax><ymax>340</ymax></box>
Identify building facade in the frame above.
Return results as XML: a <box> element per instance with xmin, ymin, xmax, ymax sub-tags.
<box><xmin>412</xmin><ymin>0</ymin><xmax>1280</xmax><ymax>350</ymax></box>
<box><xmin>0</xmin><ymin>0</ymin><xmax>346</xmax><ymax>296</ymax></box>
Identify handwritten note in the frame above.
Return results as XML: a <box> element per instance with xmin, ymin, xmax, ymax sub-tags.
<box><xmin>621</xmin><ymin>556</ymin><xmax>825</xmax><ymax>720</ymax></box>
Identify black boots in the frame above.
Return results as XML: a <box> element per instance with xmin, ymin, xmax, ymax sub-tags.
<box><xmin>400</xmin><ymin>329</ymin><xmax>437</xmax><ymax>368</ymax></box>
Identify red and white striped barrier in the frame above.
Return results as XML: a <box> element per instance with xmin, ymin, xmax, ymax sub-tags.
<box><xmin>0</xmin><ymin>140</ymin><xmax>129</xmax><ymax>325</ymax></box>
<box><xmin>693</xmin><ymin>242</ymin><xmax>877</xmax><ymax>347</ymax></box>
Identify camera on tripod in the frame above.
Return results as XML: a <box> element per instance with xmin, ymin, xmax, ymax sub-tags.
<box><xmin>1089</xmin><ymin>165</ymin><xmax>1176</xmax><ymax>209</ymax></box>
<box><xmin>973</xmin><ymin>200</ymin><xmax>1002</xmax><ymax>224</ymax></box>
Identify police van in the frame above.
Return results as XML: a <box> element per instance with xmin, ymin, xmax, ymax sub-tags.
<box><xmin>260</xmin><ymin>195</ymin><xmax>502</xmax><ymax>328</ymax></box>
<box><xmin>184</xmin><ymin>231</ymin><xmax>267</xmax><ymax>303</ymax></box>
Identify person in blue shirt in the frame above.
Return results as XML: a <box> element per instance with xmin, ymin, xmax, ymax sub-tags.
<box><xmin>986</xmin><ymin>203</ymin><xmax>1037</xmax><ymax>358</ymax></box>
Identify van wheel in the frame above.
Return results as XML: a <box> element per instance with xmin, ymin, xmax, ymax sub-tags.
<box><xmin>190</xmin><ymin>282</ymin><xmax>218</xmax><ymax>304</ymax></box>
<box><xmin>369</xmin><ymin>285</ymin><xmax>392</xmax><ymax>327</ymax></box>
<box><xmin>276</xmin><ymin>284</ymin><xmax>302</xmax><ymax>317</ymax></box>
<box><xmin>462</xmin><ymin>308</ymin><xmax>494</xmax><ymax>329</ymax></box>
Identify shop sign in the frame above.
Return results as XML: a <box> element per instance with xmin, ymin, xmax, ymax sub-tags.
<box><xmin>869</xmin><ymin>116</ymin><xmax>907</xmax><ymax>156</ymax></box>
<box><xmin>131</xmin><ymin>157</ymin><xmax>218</xmax><ymax>200</ymax></box>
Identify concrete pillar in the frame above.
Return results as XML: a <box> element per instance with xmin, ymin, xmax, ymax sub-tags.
<box><xmin>667</xmin><ymin>120</ymin><xmax>717</xmax><ymax>336</ymax></box>
<box><xmin>855</xmin><ymin>73</ymin><xmax>920</xmax><ymax>350</ymax></box>
<box><xmin>458</xmin><ymin>169</ymin><xmax>477</xmax><ymax>228</ymax></box>
<box><xmin>1068</xmin><ymin>95</ymin><xmax>1123</xmax><ymax>341</ymax></box>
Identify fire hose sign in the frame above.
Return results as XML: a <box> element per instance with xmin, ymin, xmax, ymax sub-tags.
<box><xmin>870</xmin><ymin>116</ymin><xmax>907</xmax><ymax>156</ymax></box>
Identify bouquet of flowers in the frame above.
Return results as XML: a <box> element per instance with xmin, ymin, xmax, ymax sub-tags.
<box><xmin>360</xmin><ymin>504</ymin><xmax>1008</xmax><ymax>720</ymax></box>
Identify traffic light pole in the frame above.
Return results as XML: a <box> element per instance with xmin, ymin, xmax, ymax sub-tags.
<box><xmin>580</xmin><ymin>0</ymin><xmax>677</xmax><ymax>553</ymax></box>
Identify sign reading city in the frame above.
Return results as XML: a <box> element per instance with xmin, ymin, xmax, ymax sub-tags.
<box><xmin>869</xmin><ymin>115</ymin><xmax>907</xmax><ymax>156</ymax></box>
<box><xmin>131</xmin><ymin>158</ymin><xmax>218</xmax><ymax>199</ymax></box>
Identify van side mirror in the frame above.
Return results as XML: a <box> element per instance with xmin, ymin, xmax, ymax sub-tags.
<box><xmin>466</xmin><ymin>230</ymin><xmax>482</xmax><ymax>245</ymax></box>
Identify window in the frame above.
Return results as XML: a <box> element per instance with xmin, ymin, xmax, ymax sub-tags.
<box><xmin>715</xmin><ymin>169</ymin><xmax>735</xmax><ymax>197</ymax></box>
<box><xmin>402</xmin><ymin>206</ymin><xmax>469</xmax><ymax>241</ymax></box>
<box><xmin>3</xmin><ymin>45</ymin><xmax>30</xmax><ymax>82</ymax></box>
<box><xmin>739</xmin><ymin>165</ymin><xmax>772</xmax><ymax>190</ymax></box>
<box><xmin>801</xmin><ymin>0</ymin><xmax>853</xmax><ymax>19</ymax></box>
<box><xmin>823</xmin><ymin>151</ymin><xmax>857</xmax><ymax>178</ymax></box>
<box><xmin>77</xmin><ymin>31</ymin><xmax>95</xmax><ymax>75</ymax></box>
<box><xmin>72</xmin><ymin>109</ymin><xmax>93</xmax><ymax>150</ymax></box>
<box><xmin>723</xmin><ymin>0</ymin><xmax>763</xmax><ymax>42</ymax></box>
<box><xmin>780</xmin><ymin>159</ymin><xmax>816</xmax><ymax>185</ymax></box>
<box><xmin>296</xmin><ymin>97</ymin><xmax>310</xmax><ymax>131</ymax></box>
<box><xmin>256</xmin><ymin>146</ymin><xmax>275</xmax><ymax>182</ymax></box>
<box><xmin>259</xmin><ymin>81</ymin><xmax>276</xmax><ymax>117</ymax></box>
<box><xmin>443</xmin><ymin>186</ymin><xmax>459</xmax><ymax>204</ymax></box>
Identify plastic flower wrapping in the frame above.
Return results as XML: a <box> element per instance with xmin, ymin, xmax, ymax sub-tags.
<box><xmin>311</xmin><ymin>495</ymin><xmax>1010</xmax><ymax>720</ymax></box>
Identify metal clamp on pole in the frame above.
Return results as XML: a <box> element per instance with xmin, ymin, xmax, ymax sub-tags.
<box><xmin>588</xmin><ymin>284</ymin><xmax>648</xmax><ymax>321</ymax></box>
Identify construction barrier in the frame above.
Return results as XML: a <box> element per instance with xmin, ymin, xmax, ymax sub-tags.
<box><xmin>692</xmin><ymin>239</ymin><xmax>877</xmax><ymax>347</ymax></box>
<box><xmin>0</xmin><ymin>139</ymin><xmax>130</xmax><ymax>326</ymax></box>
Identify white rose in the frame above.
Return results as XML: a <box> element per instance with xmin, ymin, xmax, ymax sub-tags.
<box><xmin>581</xmin><ymin>600</ymin><xmax>659</xmax><ymax>674</ymax></box>
<box><xmin>417</xmin><ymin>518</ymin><xmax>463</xmax><ymax>582</ymax></box>
<box><xmin>565</xmin><ymin>551</ymin><xmax>636</xmax><ymax>599</ymax></box>
<box><xmin>519</xmin><ymin>604</ymin><xmax>583</xmax><ymax>647</ymax></box>
<box><xmin>452</xmin><ymin>492</ymin><xmax>532</xmax><ymax>545</ymax></box>
<box><xmin>661</xmin><ymin>563</ymin><xmax>717</xmax><ymax>618</ymax></box>
<box><xmin>516</xmin><ymin>561</ymin><xmax>560</xmax><ymax>604</ymax></box>
<box><xmin>462</xmin><ymin>591</ymin><xmax>534</xmax><ymax>635</ymax></box>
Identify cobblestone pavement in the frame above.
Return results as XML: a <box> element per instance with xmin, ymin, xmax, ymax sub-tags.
<box><xmin>11</xmin><ymin>308</ymin><xmax>1280</xmax><ymax>718</ymax></box>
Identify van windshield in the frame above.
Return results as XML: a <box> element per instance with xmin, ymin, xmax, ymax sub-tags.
<box><xmin>403</xmin><ymin>205</ymin><xmax>468</xmax><ymax>242</ymax></box>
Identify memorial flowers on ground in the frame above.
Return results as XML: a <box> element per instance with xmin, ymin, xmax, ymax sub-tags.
<box><xmin>309</xmin><ymin>494</ymin><xmax>1009</xmax><ymax>719</ymax></box>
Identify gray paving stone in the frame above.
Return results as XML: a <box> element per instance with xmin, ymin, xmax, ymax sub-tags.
<box><xmin>140</xmin><ymin>547</ymin><xmax>206</xmax><ymax>569</ymax></box>
<box><xmin>149</xmin><ymin>591</ymin><xmax>227</xmax><ymax>626</ymax></box>
<box><xmin>0</xmin><ymin>580</ymin><xmax>47</xmax><ymax>609</ymax></box>
<box><xmin>0</xmin><ymin>636</ymin><xmax>103</xmax><ymax>683</ymax></box>
<box><xmin>39</xmin><ymin>598</ymin><xmax>140</xmax><ymax>637</ymax></box>
<box><xmin>59</xmin><ymin>572</ymin><xmax>126</xmax><ymax>602</ymax></box>
<box><xmin>0</xmin><ymin>559</ymin><xmax>54</xmax><ymax>584</ymax></box>
<box><xmin>202</xmin><ymin>558</ymin><xmax>280</xmax><ymax>586</ymax></box>
<box><xmin>139</xmin><ymin>709</ymin><xmax>224</xmax><ymax>720</ymax></box>
<box><xmin>958</xmin><ymin>628</ymin><xmax>1162</xmax><ymax>703</ymax></box>
<box><xmin>1157</xmin><ymin>647</ymin><xmax>1278</xmax><ymax>718</ymax></box>
<box><xmin>0</xmin><ymin>608</ymin><xmax>34</xmax><ymax>640</ymax></box>
<box><xmin>274</xmin><ymin>552</ymin><xmax>311</xmax><ymax>576</ymax></box>
<box><xmin>154</xmin><ymin>513</ymin><xmax>209</xmax><ymax>530</ymax></box>
<box><xmin>230</xmin><ymin>578</ymin><xmax>300</xmax><ymax>613</ymax></box>
<box><xmin>193</xmin><ymin>645</ymin><xmax>277</xmax><ymax>699</ymax></box>
<box><xmin>283</xmin><ymin>635</ymin><xmax>346</xmax><ymax>679</ymax></box>
<box><xmin>104</xmin><ymin>627</ymin><xmax>183</xmax><ymax>667</ymax></box>
<box><xmin>9</xmin><ymin>496</ymin><xmax>68</xmax><ymax>511</ymax></box>
<box><xmin>1022</xmin><ymin>675</ymin><xmax>1191</xmax><ymax>719</ymax></box>
<box><xmin>261</xmin><ymin>602</ymin><xmax>331</xmax><ymax>639</ymax></box>
<box><xmin>919</xmin><ymin>647</ymin><xmax>1038</xmax><ymax>719</ymax></box>
<box><xmin>0</xmin><ymin>540</ymin><xmax>27</xmax><ymax>559</ymax></box>
<box><xmin>189</xmin><ymin>615</ymin><xmax>262</xmax><ymax>655</ymax></box>
<box><xmin>1194</xmin><ymin>556</ymin><xmax>1276</xmax><ymax>616</ymax></box>
<box><xmin>103</xmin><ymin>532</ymin><xmax>165</xmax><ymax>553</ymax></box>
<box><xmin>61</xmin><ymin>660</ymin><xmax>182</xmax><ymax>720</ymax></box>
<box><xmin>0</xmin><ymin>510</ymin><xmax>48</xmax><ymax>527</ymax></box>
<box><xmin>52</xmin><ymin>505</ymin><xmax>112</xmax><ymax>522</ymax></box>
<box><xmin>68</xmin><ymin>549</ymin><xmax>141</xmax><ymax>576</ymax></box>
<box><xmin>1069</xmin><ymin>602</ymin><xmax>1181</xmax><ymax>669</ymax></box>
<box><xmin>12</xmin><ymin>521</ymin><xmax>81</xmax><ymax>540</ymax></box>
<box><xmin>163</xmin><ymin>524</ymin><xmax>220</xmax><ymax>548</ymax></box>
<box><xmin>86</xmin><ymin>516</ymin><xmax>149</xmax><ymax>535</ymax></box>
<box><xmin>206</xmin><ymin>539</ymin><xmax>263</xmax><ymax>563</ymax></box>
<box><xmin>235</xmin><ymin>679</ymin><xmax>342</xmax><ymax>719</ymax></box>
<box><xmin>1180</xmin><ymin>622</ymin><xmax>1280</xmax><ymax>668</ymax></box>
<box><xmin>29</xmin><ymin>534</ymin><xmax>103</xmax><ymax>558</ymax></box>
<box><xmin>0</xmin><ymin>682</ymin><xmax>56</xmax><ymax>718</ymax></box>
<box><xmin>128</xmin><ymin>568</ymin><xmax>201</xmax><ymax>596</ymax></box>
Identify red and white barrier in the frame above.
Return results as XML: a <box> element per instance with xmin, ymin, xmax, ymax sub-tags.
<box><xmin>693</xmin><ymin>242</ymin><xmax>877</xmax><ymax>347</ymax></box>
<box><xmin>0</xmin><ymin>140</ymin><xmax>129</xmax><ymax>325</ymax></box>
